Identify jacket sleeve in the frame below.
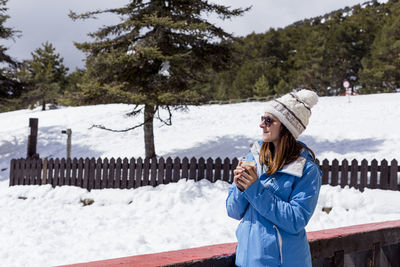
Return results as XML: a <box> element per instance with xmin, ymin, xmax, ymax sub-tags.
<box><xmin>243</xmin><ymin>163</ymin><xmax>321</xmax><ymax>234</ymax></box>
<box><xmin>226</xmin><ymin>184</ymin><xmax>249</xmax><ymax>220</ymax></box>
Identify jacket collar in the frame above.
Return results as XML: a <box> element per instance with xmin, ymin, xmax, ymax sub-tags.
<box><xmin>252</xmin><ymin>140</ymin><xmax>309</xmax><ymax>178</ymax></box>
<box><xmin>276</xmin><ymin>156</ymin><xmax>306</xmax><ymax>178</ymax></box>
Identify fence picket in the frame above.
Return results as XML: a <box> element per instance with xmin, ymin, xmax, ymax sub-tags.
<box><xmin>95</xmin><ymin>158</ymin><xmax>102</xmax><ymax>189</ymax></box>
<box><xmin>54</xmin><ymin>158</ymin><xmax>60</xmax><ymax>187</ymax></box>
<box><xmin>150</xmin><ymin>157</ymin><xmax>157</xmax><ymax>187</ymax></box>
<box><xmin>380</xmin><ymin>160</ymin><xmax>389</xmax><ymax>190</ymax></box>
<box><xmin>33</xmin><ymin>159</ymin><xmax>40</xmax><ymax>185</ymax></box>
<box><xmin>360</xmin><ymin>159</ymin><xmax>368</xmax><ymax>191</ymax></box>
<box><xmin>28</xmin><ymin>158</ymin><xmax>34</xmax><ymax>185</ymax></box>
<box><xmin>389</xmin><ymin>159</ymin><xmax>398</xmax><ymax>190</ymax></box>
<box><xmin>59</xmin><ymin>158</ymin><xmax>66</xmax><ymax>186</ymax></box>
<box><xmin>17</xmin><ymin>159</ymin><xmax>24</xmax><ymax>185</ymax></box>
<box><xmin>165</xmin><ymin>157</ymin><xmax>172</xmax><ymax>184</ymax></box>
<box><xmin>173</xmin><ymin>157</ymin><xmax>180</xmax><ymax>182</ymax></box>
<box><xmin>231</xmin><ymin>158</ymin><xmax>238</xmax><ymax>183</ymax></box>
<box><xmin>82</xmin><ymin>158</ymin><xmax>90</xmax><ymax>189</ymax></box>
<box><xmin>121</xmin><ymin>158</ymin><xmax>129</xmax><ymax>189</ymax></box>
<box><xmin>23</xmin><ymin>159</ymin><xmax>28</xmax><ymax>185</ymax></box>
<box><xmin>27</xmin><ymin>158</ymin><xmax>33</xmax><ymax>185</ymax></box>
<box><xmin>350</xmin><ymin>159</ymin><xmax>358</xmax><ymax>189</ymax></box>
<box><xmin>331</xmin><ymin>159</ymin><xmax>339</xmax><ymax>186</ymax></box>
<box><xmin>214</xmin><ymin>158</ymin><xmax>222</xmax><ymax>182</ymax></box>
<box><xmin>77</xmin><ymin>158</ymin><xmax>84</xmax><ymax>188</ymax></box>
<box><xmin>197</xmin><ymin>157</ymin><xmax>205</xmax><ymax>181</ymax></box>
<box><xmin>88</xmin><ymin>158</ymin><xmax>96</xmax><ymax>191</ymax></box>
<box><xmin>158</xmin><ymin>157</ymin><xmax>165</xmax><ymax>185</ymax></box>
<box><xmin>322</xmin><ymin>159</ymin><xmax>329</xmax><ymax>185</ymax></box>
<box><xmin>206</xmin><ymin>158</ymin><xmax>213</xmax><ymax>182</ymax></box>
<box><xmin>102</xmin><ymin>158</ymin><xmax>109</xmax><ymax>189</ymax></box>
<box><xmin>182</xmin><ymin>157</ymin><xmax>189</xmax><ymax>180</ymax></box>
<box><xmin>114</xmin><ymin>158</ymin><xmax>122</xmax><ymax>189</ymax></box>
<box><xmin>189</xmin><ymin>157</ymin><xmax>196</xmax><ymax>180</ymax></box>
<box><xmin>222</xmin><ymin>158</ymin><xmax>230</xmax><ymax>183</ymax></box>
<box><xmin>340</xmin><ymin>159</ymin><xmax>349</xmax><ymax>188</ymax></box>
<box><xmin>135</xmin><ymin>157</ymin><xmax>143</xmax><ymax>188</ymax></box>
<box><xmin>76</xmin><ymin>158</ymin><xmax>85</xmax><ymax>187</ymax></box>
<box><xmin>14</xmin><ymin>159</ymin><xmax>20</xmax><ymax>185</ymax></box>
<box><xmin>30</xmin><ymin>159</ymin><xmax>36</xmax><ymax>185</ymax></box>
<box><xmin>38</xmin><ymin>158</ymin><xmax>43</xmax><ymax>185</ymax></box>
<box><xmin>9</xmin><ymin>159</ymin><xmax>16</xmax><ymax>186</ymax></box>
<box><xmin>143</xmin><ymin>158</ymin><xmax>150</xmax><ymax>186</ymax></box>
<box><xmin>370</xmin><ymin>159</ymin><xmax>378</xmax><ymax>189</ymax></box>
<box><xmin>128</xmin><ymin>158</ymin><xmax>136</xmax><ymax>189</ymax></box>
<box><xmin>108</xmin><ymin>158</ymin><xmax>116</xmax><ymax>188</ymax></box>
<box><xmin>71</xmin><ymin>158</ymin><xmax>77</xmax><ymax>186</ymax></box>
<box><xmin>65</xmin><ymin>158</ymin><xmax>71</xmax><ymax>186</ymax></box>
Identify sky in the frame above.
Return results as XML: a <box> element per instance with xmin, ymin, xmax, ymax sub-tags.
<box><xmin>3</xmin><ymin>0</ymin><xmax>377</xmax><ymax>71</ymax></box>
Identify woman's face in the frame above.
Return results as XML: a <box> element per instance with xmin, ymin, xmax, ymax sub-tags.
<box><xmin>260</xmin><ymin>112</ymin><xmax>282</xmax><ymax>145</ymax></box>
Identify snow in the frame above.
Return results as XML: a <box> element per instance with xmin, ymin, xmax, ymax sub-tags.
<box><xmin>0</xmin><ymin>93</ymin><xmax>400</xmax><ymax>266</ymax></box>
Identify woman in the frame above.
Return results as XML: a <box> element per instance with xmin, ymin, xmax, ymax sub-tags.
<box><xmin>226</xmin><ymin>89</ymin><xmax>322</xmax><ymax>267</ymax></box>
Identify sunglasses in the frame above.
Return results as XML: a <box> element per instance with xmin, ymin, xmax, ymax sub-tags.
<box><xmin>261</xmin><ymin>116</ymin><xmax>274</xmax><ymax>127</ymax></box>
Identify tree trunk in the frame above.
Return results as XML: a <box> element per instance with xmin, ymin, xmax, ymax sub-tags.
<box><xmin>42</xmin><ymin>99</ymin><xmax>46</xmax><ymax>111</ymax></box>
<box><xmin>144</xmin><ymin>104</ymin><xmax>156</xmax><ymax>158</ymax></box>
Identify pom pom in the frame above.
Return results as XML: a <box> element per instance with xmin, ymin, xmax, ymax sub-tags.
<box><xmin>296</xmin><ymin>89</ymin><xmax>318</xmax><ymax>108</ymax></box>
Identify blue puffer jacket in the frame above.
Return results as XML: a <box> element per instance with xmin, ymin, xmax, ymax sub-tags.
<box><xmin>226</xmin><ymin>141</ymin><xmax>321</xmax><ymax>267</ymax></box>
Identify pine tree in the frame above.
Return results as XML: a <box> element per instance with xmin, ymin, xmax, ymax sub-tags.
<box><xmin>291</xmin><ymin>28</ymin><xmax>329</xmax><ymax>94</ymax></box>
<box><xmin>253</xmin><ymin>74</ymin><xmax>273</xmax><ymax>97</ymax></box>
<box><xmin>359</xmin><ymin>1</ymin><xmax>400</xmax><ymax>93</ymax></box>
<box><xmin>17</xmin><ymin>42</ymin><xmax>69</xmax><ymax>110</ymax></box>
<box><xmin>70</xmin><ymin>0</ymin><xmax>249</xmax><ymax>157</ymax></box>
<box><xmin>0</xmin><ymin>0</ymin><xmax>21</xmax><ymax>111</ymax></box>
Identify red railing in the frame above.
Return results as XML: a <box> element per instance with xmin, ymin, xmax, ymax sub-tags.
<box><xmin>59</xmin><ymin>220</ymin><xmax>400</xmax><ymax>267</ymax></box>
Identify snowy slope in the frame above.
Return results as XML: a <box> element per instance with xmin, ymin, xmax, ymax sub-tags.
<box><xmin>1</xmin><ymin>93</ymin><xmax>399</xmax><ymax>182</ymax></box>
<box><xmin>0</xmin><ymin>93</ymin><xmax>399</xmax><ymax>266</ymax></box>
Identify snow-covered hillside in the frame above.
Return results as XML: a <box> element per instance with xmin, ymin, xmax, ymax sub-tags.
<box><xmin>0</xmin><ymin>93</ymin><xmax>399</xmax><ymax>267</ymax></box>
<box><xmin>1</xmin><ymin>93</ymin><xmax>399</xmax><ymax>182</ymax></box>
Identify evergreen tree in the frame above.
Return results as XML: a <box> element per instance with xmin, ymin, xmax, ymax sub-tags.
<box><xmin>17</xmin><ymin>42</ymin><xmax>69</xmax><ymax>110</ymax></box>
<box><xmin>70</xmin><ymin>0</ymin><xmax>249</xmax><ymax>157</ymax></box>
<box><xmin>359</xmin><ymin>1</ymin><xmax>400</xmax><ymax>93</ymax></box>
<box><xmin>0</xmin><ymin>0</ymin><xmax>21</xmax><ymax>111</ymax></box>
<box><xmin>291</xmin><ymin>27</ymin><xmax>329</xmax><ymax>94</ymax></box>
<box><xmin>253</xmin><ymin>74</ymin><xmax>273</xmax><ymax>97</ymax></box>
<box><xmin>59</xmin><ymin>68</ymin><xmax>86</xmax><ymax>106</ymax></box>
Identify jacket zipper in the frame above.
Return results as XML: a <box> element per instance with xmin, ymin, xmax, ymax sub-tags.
<box><xmin>273</xmin><ymin>225</ymin><xmax>283</xmax><ymax>266</ymax></box>
<box><xmin>265</xmin><ymin>177</ymin><xmax>275</xmax><ymax>186</ymax></box>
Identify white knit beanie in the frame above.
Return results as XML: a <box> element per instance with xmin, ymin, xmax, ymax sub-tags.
<box><xmin>264</xmin><ymin>89</ymin><xmax>318</xmax><ymax>139</ymax></box>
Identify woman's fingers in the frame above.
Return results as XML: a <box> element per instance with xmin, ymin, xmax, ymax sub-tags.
<box><xmin>243</xmin><ymin>167</ymin><xmax>257</xmax><ymax>181</ymax></box>
<box><xmin>234</xmin><ymin>166</ymin><xmax>245</xmax><ymax>175</ymax></box>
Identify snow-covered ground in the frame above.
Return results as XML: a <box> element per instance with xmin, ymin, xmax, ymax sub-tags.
<box><xmin>0</xmin><ymin>93</ymin><xmax>399</xmax><ymax>266</ymax></box>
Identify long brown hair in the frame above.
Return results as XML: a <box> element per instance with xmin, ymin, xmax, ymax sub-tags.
<box><xmin>260</xmin><ymin>125</ymin><xmax>316</xmax><ymax>176</ymax></box>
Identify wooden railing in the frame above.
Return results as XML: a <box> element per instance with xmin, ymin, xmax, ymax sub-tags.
<box><xmin>9</xmin><ymin>157</ymin><xmax>400</xmax><ymax>191</ymax></box>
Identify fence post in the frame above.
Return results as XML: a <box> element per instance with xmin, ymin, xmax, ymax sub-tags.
<box><xmin>27</xmin><ymin>118</ymin><xmax>39</xmax><ymax>158</ymax></box>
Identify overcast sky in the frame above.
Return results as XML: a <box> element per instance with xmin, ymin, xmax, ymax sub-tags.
<box><xmin>3</xmin><ymin>0</ymin><xmax>374</xmax><ymax>71</ymax></box>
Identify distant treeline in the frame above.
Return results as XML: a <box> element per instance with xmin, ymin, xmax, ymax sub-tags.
<box><xmin>1</xmin><ymin>0</ymin><xmax>400</xmax><ymax>113</ymax></box>
<box><xmin>199</xmin><ymin>0</ymin><xmax>400</xmax><ymax>99</ymax></box>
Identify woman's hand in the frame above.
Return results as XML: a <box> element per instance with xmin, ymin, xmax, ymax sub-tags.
<box><xmin>234</xmin><ymin>162</ymin><xmax>258</xmax><ymax>191</ymax></box>
<box><xmin>233</xmin><ymin>163</ymin><xmax>246</xmax><ymax>191</ymax></box>
<box><xmin>237</xmin><ymin>165</ymin><xmax>258</xmax><ymax>191</ymax></box>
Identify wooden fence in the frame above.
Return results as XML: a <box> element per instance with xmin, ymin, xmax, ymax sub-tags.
<box><xmin>9</xmin><ymin>157</ymin><xmax>400</xmax><ymax>191</ymax></box>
